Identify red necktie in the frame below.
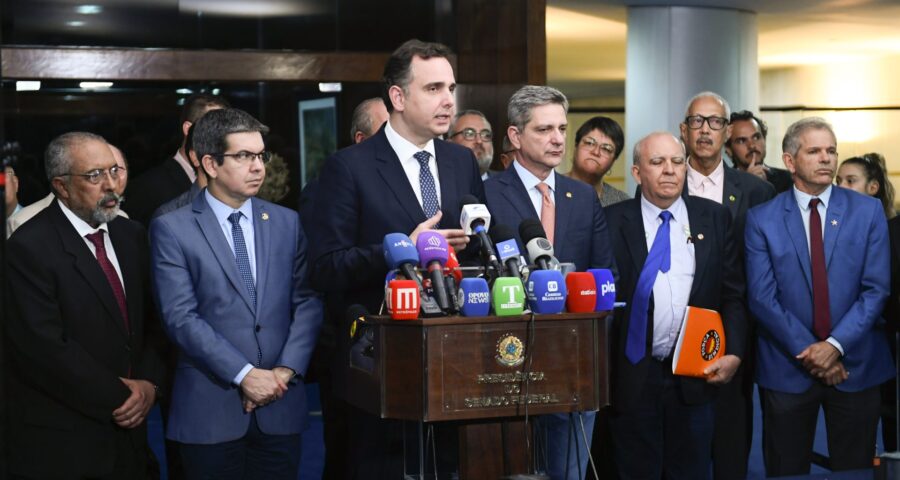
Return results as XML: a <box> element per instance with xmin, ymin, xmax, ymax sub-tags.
<box><xmin>85</xmin><ymin>231</ymin><xmax>130</xmax><ymax>334</ymax></box>
<box><xmin>808</xmin><ymin>198</ymin><xmax>831</xmax><ymax>340</ymax></box>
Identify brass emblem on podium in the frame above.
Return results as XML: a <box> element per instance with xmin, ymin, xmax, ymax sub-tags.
<box><xmin>495</xmin><ymin>334</ymin><xmax>525</xmax><ymax>367</ymax></box>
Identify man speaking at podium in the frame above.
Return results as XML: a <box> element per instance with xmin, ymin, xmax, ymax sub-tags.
<box><xmin>604</xmin><ymin>132</ymin><xmax>746</xmax><ymax>479</ymax></box>
<box><xmin>484</xmin><ymin>84</ymin><xmax>615</xmax><ymax>479</ymax></box>
<box><xmin>310</xmin><ymin>39</ymin><xmax>484</xmax><ymax>479</ymax></box>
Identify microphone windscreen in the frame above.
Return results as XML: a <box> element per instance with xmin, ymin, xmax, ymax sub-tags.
<box><xmin>489</xmin><ymin>224</ymin><xmax>516</xmax><ymax>244</ymax></box>
<box><xmin>491</xmin><ymin>277</ymin><xmax>525</xmax><ymax>316</ymax></box>
<box><xmin>458</xmin><ymin>277</ymin><xmax>491</xmax><ymax>317</ymax></box>
<box><xmin>588</xmin><ymin>269</ymin><xmax>616</xmax><ymax>311</ymax></box>
<box><xmin>445</xmin><ymin>245</ymin><xmax>463</xmax><ymax>284</ymax></box>
<box><xmin>387</xmin><ymin>279</ymin><xmax>420</xmax><ymax>320</ymax></box>
<box><xmin>415</xmin><ymin>232</ymin><xmax>449</xmax><ymax>266</ymax></box>
<box><xmin>383</xmin><ymin>233</ymin><xmax>419</xmax><ymax>269</ymax></box>
<box><xmin>519</xmin><ymin>218</ymin><xmax>547</xmax><ymax>245</ymax></box>
<box><xmin>565</xmin><ymin>272</ymin><xmax>598</xmax><ymax>313</ymax></box>
<box><xmin>526</xmin><ymin>269</ymin><xmax>566</xmax><ymax>314</ymax></box>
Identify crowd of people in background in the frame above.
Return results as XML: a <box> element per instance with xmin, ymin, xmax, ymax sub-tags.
<box><xmin>2</xmin><ymin>37</ymin><xmax>898</xmax><ymax>480</ymax></box>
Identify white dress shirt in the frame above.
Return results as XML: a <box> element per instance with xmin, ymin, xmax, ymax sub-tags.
<box><xmin>687</xmin><ymin>158</ymin><xmax>725</xmax><ymax>204</ymax></box>
<box><xmin>513</xmin><ymin>160</ymin><xmax>556</xmax><ymax>219</ymax></box>
<box><xmin>384</xmin><ymin>120</ymin><xmax>441</xmax><ymax>211</ymax></box>
<box><xmin>58</xmin><ymin>200</ymin><xmax>125</xmax><ymax>293</ymax></box>
<box><xmin>173</xmin><ymin>149</ymin><xmax>197</xmax><ymax>183</ymax></box>
<box><xmin>640</xmin><ymin>195</ymin><xmax>695</xmax><ymax>359</ymax></box>
<box><xmin>792</xmin><ymin>185</ymin><xmax>844</xmax><ymax>355</ymax></box>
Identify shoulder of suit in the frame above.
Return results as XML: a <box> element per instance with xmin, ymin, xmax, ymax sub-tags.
<box><xmin>555</xmin><ymin>173</ymin><xmax>594</xmax><ymax>196</ymax></box>
<box><xmin>603</xmin><ymin>197</ymin><xmax>639</xmax><ymax>219</ymax></box>
<box><xmin>729</xmin><ymin>166</ymin><xmax>776</xmax><ymax>199</ymax></box>
<box><xmin>686</xmin><ymin>195</ymin><xmax>730</xmax><ymax>217</ymax></box>
<box><xmin>252</xmin><ymin>197</ymin><xmax>298</xmax><ymax>222</ymax></box>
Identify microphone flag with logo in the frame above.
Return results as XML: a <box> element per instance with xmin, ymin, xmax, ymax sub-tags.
<box><xmin>416</xmin><ymin>231</ymin><xmax>452</xmax><ymax>313</ymax></box>
<box><xmin>458</xmin><ymin>277</ymin><xmax>491</xmax><ymax>317</ymax></box>
<box><xmin>587</xmin><ymin>269</ymin><xmax>616</xmax><ymax>311</ymax></box>
<box><xmin>386</xmin><ymin>279</ymin><xmax>420</xmax><ymax>320</ymax></box>
<box><xmin>565</xmin><ymin>272</ymin><xmax>598</xmax><ymax>313</ymax></box>
<box><xmin>491</xmin><ymin>277</ymin><xmax>525</xmax><ymax>316</ymax></box>
<box><xmin>526</xmin><ymin>269</ymin><xmax>566</xmax><ymax>314</ymax></box>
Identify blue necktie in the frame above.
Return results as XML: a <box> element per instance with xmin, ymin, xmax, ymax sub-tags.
<box><xmin>228</xmin><ymin>212</ymin><xmax>256</xmax><ymax>309</ymax></box>
<box><xmin>625</xmin><ymin>210</ymin><xmax>673</xmax><ymax>364</ymax></box>
<box><xmin>414</xmin><ymin>151</ymin><xmax>440</xmax><ymax>218</ymax></box>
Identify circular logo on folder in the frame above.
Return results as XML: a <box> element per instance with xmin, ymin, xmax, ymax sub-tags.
<box><xmin>496</xmin><ymin>334</ymin><xmax>525</xmax><ymax>367</ymax></box>
<box><xmin>700</xmin><ymin>330</ymin><xmax>721</xmax><ymax>361</ymax></box>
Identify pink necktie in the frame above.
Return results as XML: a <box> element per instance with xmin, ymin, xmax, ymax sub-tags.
<box><xmin>536</xmin><ymin>182</ymin><xmax>555</xmax><ymax>244</ymax></box>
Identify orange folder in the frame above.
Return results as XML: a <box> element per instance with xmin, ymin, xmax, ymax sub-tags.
<box><xmin>672</xmin><ymin>306</ymin><xmax>726</xmax><ymax>378</ymax></box>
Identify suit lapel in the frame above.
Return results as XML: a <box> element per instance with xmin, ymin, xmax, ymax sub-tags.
<box><xmin>192</xmin><ymin>193</ymin><xmax>256</xmax><ymax>314</ymax></box>
<box><xmin>51</xmin><ymin>202</ymin><xmax>128</xmax><ymax>339</ymax></box>
<box><xmin>783</xmin><ymin>194</ymin><xmax>813</xmax><ymax>292</ymax></box>
<box><xmin>252</xmin><ymin>199</ymin><xmax>270</xmax><ymax>320</ymax></box>
<box><xmin>374</xmin><ymin>130</ymin><xmax>427</xmax><ymax>227</ymax></box>
<box><xmin>621</xmin><ymin>200</ymin><xmax>648</xmax><ymax>274</ymax></box>
<box><xmin>499</xmin><ymin>166</ymin><xmax>539</xmax><ymax>222</ymax></box>
<box><xmin>824</xmin><ymin>188</ymin><xmax>845</xmax><ymax>269</ymax></box>
<box><xmin>685</xmin><ymin>199</ymin><xmax>711</xmax><ymax>299</ymax></box>
<box><xmin>552</xmin><ymin>172</ymin><xmax>573</xmax><ymax>254</ymax></box>
<box><xmin>435</xmin><ymin>141</ymin><xmax>459</xmax><ymax>229</ymax></box>
<box><xmin>722</xmin><ymin>168</ymin><xmax>742</xmax><ymax>220</ymax></box>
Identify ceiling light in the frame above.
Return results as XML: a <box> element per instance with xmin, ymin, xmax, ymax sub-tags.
<box><xmin>75</xmin><ymin>5</ymin><xmax>103</xmax><ymax>14</ymax></box>
<box><xmin>211</xmin><ymin>88</ymin><xmax>220</xmax><ymax>95</ymax></box>
<box><xmin>318</xmin><ymin>82</ymin><xmax>342</xmax><ymax>93</ymax></box>
<box><xmin>16</xmin><ymin>81</ymin><xmax>41</xmax><ymax>92</ymax></box>
<box><xmin>66</xmin><ymin>20</ymin><xmax>85</xmax><ymax>27</ymax></box>
<box><xmin>79</xmin><ymin>81</ymin><xmax>113</xmax><ymax>90</ymax></box>
<box><xmin>176</xmin><ymin>88</ymin><xmax>193</xmax><ymax>95</ymax></box>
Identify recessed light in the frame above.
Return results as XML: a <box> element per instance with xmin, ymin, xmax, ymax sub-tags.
<box><xmin>211</xmin><ymin>88</ymin><xmax>221</xmax><ymax>95</ymax></box>
<box><xmin>75</xmin><ymin>5</ymin><xmax>103</xmax><ymax>15</ymax></box>
<box><xmin>176</xmin><ymin>88</ymin><xmax>193</xmax><ymax>95</ymax></box>
<box><xmin>66</xmin><ymin>20</ymin><xmax>85</xmax><ymax>27</ymax></box>
<box><xmin>79</xmin><ymin>81</ymin><xmax>113</xmax><ymax>89</ymax></box>
<box><xmin>16</xmin><ymin>81</ymin><xmax>41</xmax><ymax>92</ymax></box>
<box><xmin>318</xmin><ymin>82</ymin><xmax>342</xmax><ymax>93</ymax></box>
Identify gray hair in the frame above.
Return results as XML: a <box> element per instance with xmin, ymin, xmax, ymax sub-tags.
<box><xmin>450</xmin><ymin>109</ymin><xmax>492</xmax><ymax>133</ymax></box>
<box><xmin>507</xmin><ymin>85</ymin><xmax>569</xmax><ymax>131</ymax></box>
<box><xmin>684</xmin><ymin>91</ymin><xmax>731</xmax><ymax>119</ymax></box>
<box><xmin>782</xmin><ymin>117</ymin><xmax>836</xmax><ymax>157</ymax></box>
<box><xmin>193</xmin><ymin>108</ymin><xmax>270</xmax><ymax>166</ymax></box>
<box><xmin>349</xmin><ymin>98</ymin><xmax>384</xmax><ymax>141</ymax></box>
<box><xmin>45</xmin><ymin>131</ymin><xmax>107</xmax><ymax>180</ymax></box>
<box><xmin>632</xmin><ymin>132</ymin><xmax>685</xmax><ymax>165</ymax></box>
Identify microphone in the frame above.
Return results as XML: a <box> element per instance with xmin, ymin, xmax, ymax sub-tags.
<box><xmin>416</xmin><ymin>231</ymin><xmax>452</xmax><ymax>314</ymax></box>
<box><xmin>565</xmin><ymin>272</ymin><xmax>598</xmax><ymax>313</ymax></box>
<box><xmin>386</xmin><ymin>279</ymin><xmax>420</xmax><ymax>320</ymax></box>
<box><xmin>526</xmin><ymin>269</ymin><xmax>567</xmax><ymax>314</ymax></box>
<box><xmin>459</xmin><ymin>195</ymin><xmax>504</xmax><ymax>279</ymax></box>
<box><xmin>491</xmin><ymin>277</ymin><xmax>525</xmax><ymax>316</ymax></box>
<box><xmin>519</xmin><ymin>219</ymin><xmax>560</xmax><ymax>271</ymax></box>
<box><xmin>489</xmin><ymin>224</ymin><xmax>526</xmax><ymax>281</ymax></box>
<box><xmin>382</xmin><ymin>233</ymin><xmax>441</xmax><ymax>315</ymax></box>
<box><xmin>445</xmin><ymin>245</ymin><xmax>463</xmax><ymax>285</ymax></box>
<box><xmin>457</xmin><ymin>277</ymin><xmax>491</xmax><ymax>317</ymax></box>
<box><xmin>588</xmin><ymin>269</ymin><xmax>616</xmax><ymax>311</ymax></box>
<box><xmin>346</xmin><ymin>304</ymin><xmax>375</xmax><ymax>372</ymax></box>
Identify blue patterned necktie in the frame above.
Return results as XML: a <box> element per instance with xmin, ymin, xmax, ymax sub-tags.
<box><xmin>414</xmin><ymin>151</ymin><xmax>440</xmax><ymax>217</ymax></box>
<box><xmin>228</xmin><ymin>212</ymin><xmax>256</xmax><ymax>308</ymax></box>
<box><xmin>625</xmin><ymin>210</ymin><xmax>673</xmax><ymax>364</ymax></box>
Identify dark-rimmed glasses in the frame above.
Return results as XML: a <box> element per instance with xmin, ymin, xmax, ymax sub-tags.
<box><xmin>216</xmin><ymin>151</ymin><xmax>272</xmax><ymax>164</ymax></box>
<box><xmin>684</xmin><ymin>115</ymin><xmax>728</xmax><ymax>130</ymax></box>
<box><xmin>450</xmin><ymin>128</ymin><xmax>492</xmax><ymax>142</ymax></box>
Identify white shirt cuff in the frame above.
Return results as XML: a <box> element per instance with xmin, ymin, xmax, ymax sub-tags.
<box><xmin>233</xmin><ymin>363</ymin><xmax>254</xmax><ymax>386</ymax></box>
<box><xmin>826</xmin><ymin>336</ymin><xmax>844</xmax><ymax>356</ymax></box>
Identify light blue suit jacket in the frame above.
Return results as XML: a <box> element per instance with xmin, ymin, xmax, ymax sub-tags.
<box><xmin>745</xmin><ymin>186</ymin><xmax>893</xmax><ymax>393</ymax></box>
<box><xmin>150</xmin><ymin>190</ymin><xmax>322</xmax><ymax>443</ymax></box>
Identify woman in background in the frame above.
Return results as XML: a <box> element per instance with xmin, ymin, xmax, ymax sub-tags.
<box><xmin>567</xmin><ymin>116</ymin><xmax>630</xmax><ymax>207</ymax></box>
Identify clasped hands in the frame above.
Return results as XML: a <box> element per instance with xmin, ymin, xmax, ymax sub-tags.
<box><xmin>796</xmin><ymin>341</ymin><xmax>847</xmax><ymax>386</ymax></box>
<box><xmin>240</xmin><ymin>366</ymin><xmax>295</xmax><ymax>413</ymax></box>
<box><xmin>112</xmin><ymin>378</ymin><xmax>156</xmax><ymax>429</ymax></box>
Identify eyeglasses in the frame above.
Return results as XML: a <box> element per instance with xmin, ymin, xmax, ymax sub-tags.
<box><xmin>685</xmin><ymin>115</ymin><xmax>728</xmax><ymax>130</ymax></box>
<box><xmin>60</xmin><ymin>165</ymin><xmax>126</xmax><ymax>185</ymax></box>
<box><xmin>579</xmin><ymin>137</ymin><xmax>616</xmax><ymax>156</ymax></box>
<box><xmin>216</xmin><ymin>150</ymin><xmax>272</xmax><ymax>164</ymax></box>
<box><xmin>450</xmin><ymin>128</ymin><xmax>492</xmax><ymax>142</ymax></box>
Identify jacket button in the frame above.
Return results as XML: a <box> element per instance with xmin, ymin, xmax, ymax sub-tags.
<box><xmin>255</xmin><ymin>325</ymin><xmax>261</xmax><ymax>332</ymax></box>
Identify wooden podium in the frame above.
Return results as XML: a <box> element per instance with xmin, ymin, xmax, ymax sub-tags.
<box><xmin>336</xmin><ymin>311</ymin><xmax>610</xmax><ymax>479</ymax></box>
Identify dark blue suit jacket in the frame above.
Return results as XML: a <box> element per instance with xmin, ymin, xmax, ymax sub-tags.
<box><xmin>746</xmin><ymin>186</ymin><xmax>894</xmax><ymax>393</ymax></box>
<box><xmin>483</xmin><ymin>165</ymin><xmax>615</xmax><ymax>273</ymax></box>
<box><xmin>149</xmin><ymin>191</ymin><xmax>322</xmax><ymax>443</ymax></box>
<box><xmin>309</xmin><ymin>125</ymin><xmax>485</xmax><ymax>312</ymax></box>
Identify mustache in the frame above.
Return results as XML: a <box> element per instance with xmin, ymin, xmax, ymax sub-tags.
<box><xmin>97</xmin><ymin>191</ymin><xmax>124</xmax><ymax>208</ymax></box>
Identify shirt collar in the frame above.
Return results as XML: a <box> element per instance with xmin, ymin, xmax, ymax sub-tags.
<box><xmin>173</xmin><ymin>149</ymin><xmax>197</xmax><ymax>183</ymax></box>
<box><xmin>58</xmin><ymin>199</ymin><xmax>110</xmax><ymax>238</ymax></box>
<box><xmin>384</xmin><ymin>120</ymin><xmax>436</xmax><ymax>161</ymax></box>
<box><xmin>686</xmin><ymin>157</ymin><xmax>725</xmax><ymax>186</ymax></box>
<box><xmin>204</xmin><ymin>189</ymin><xmax>253</xmax><ymax>226</ymax></box>
<box><xmin>793</xmin><ymin>184</ymin><xmax>832</xmax><ymax>211</ymax></box>
<box><xmin>513</xmin><ymin>159</ymin><xmax>556</xmax><ymax>192</ymax></box>
<box><xmin>640</xmin><ymin>194</ymin><xmax>688</xmax><ymax>227</ymax></box>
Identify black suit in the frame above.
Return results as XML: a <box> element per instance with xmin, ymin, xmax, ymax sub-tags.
<box><xmin>310</xmin><ymin>126</ymin><xmax>484</xmax><ymax>480</ymax></box>
<box><xmin>123</xmin><ymin>156</ymin><xmax>192</xmax><ymax>226</ymax></box>
<box><xmin>5</xmin><ymin>200</ymin><xmax>164</xmax><ymax>479</ymax></box>
<box><xmin>605</xmin><ymin>196</ymin><xmax>747</xmax><ymax>479</ymax></box>
<box><xmin>765</xmin><ymin>166</ymin><xmax>793</xmax><ymax>193</ymax></box>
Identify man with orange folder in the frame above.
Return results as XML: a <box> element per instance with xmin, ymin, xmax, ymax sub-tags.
<box><xmin>604</xmin><ymin>131</ymin><xmax>747</xmax><ymax>479</ymax></box>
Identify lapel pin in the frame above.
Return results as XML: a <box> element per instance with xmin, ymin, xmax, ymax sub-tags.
<box><xmin>697</xmin><ymin>233</ymin><xmax>704</xmax><ymax>240</ymax></box>
<box><xmin>728</xmin><ymin>195</ymin><xmax>736</xmax><ymax>202</ymax></box>
<box><xmin>831</xmin><ymin>219</ymin><xmax>837</xmax><ymax>226</ymax></box>
<box><xmin>566</xmin><ymin>192</ymin><xmax>572</xmax><ymax>198</ymax></box>
<box><xmin>261</xmin><ymin>213</ymin><xmax>269</xmax><ymax>221</ymax></box>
